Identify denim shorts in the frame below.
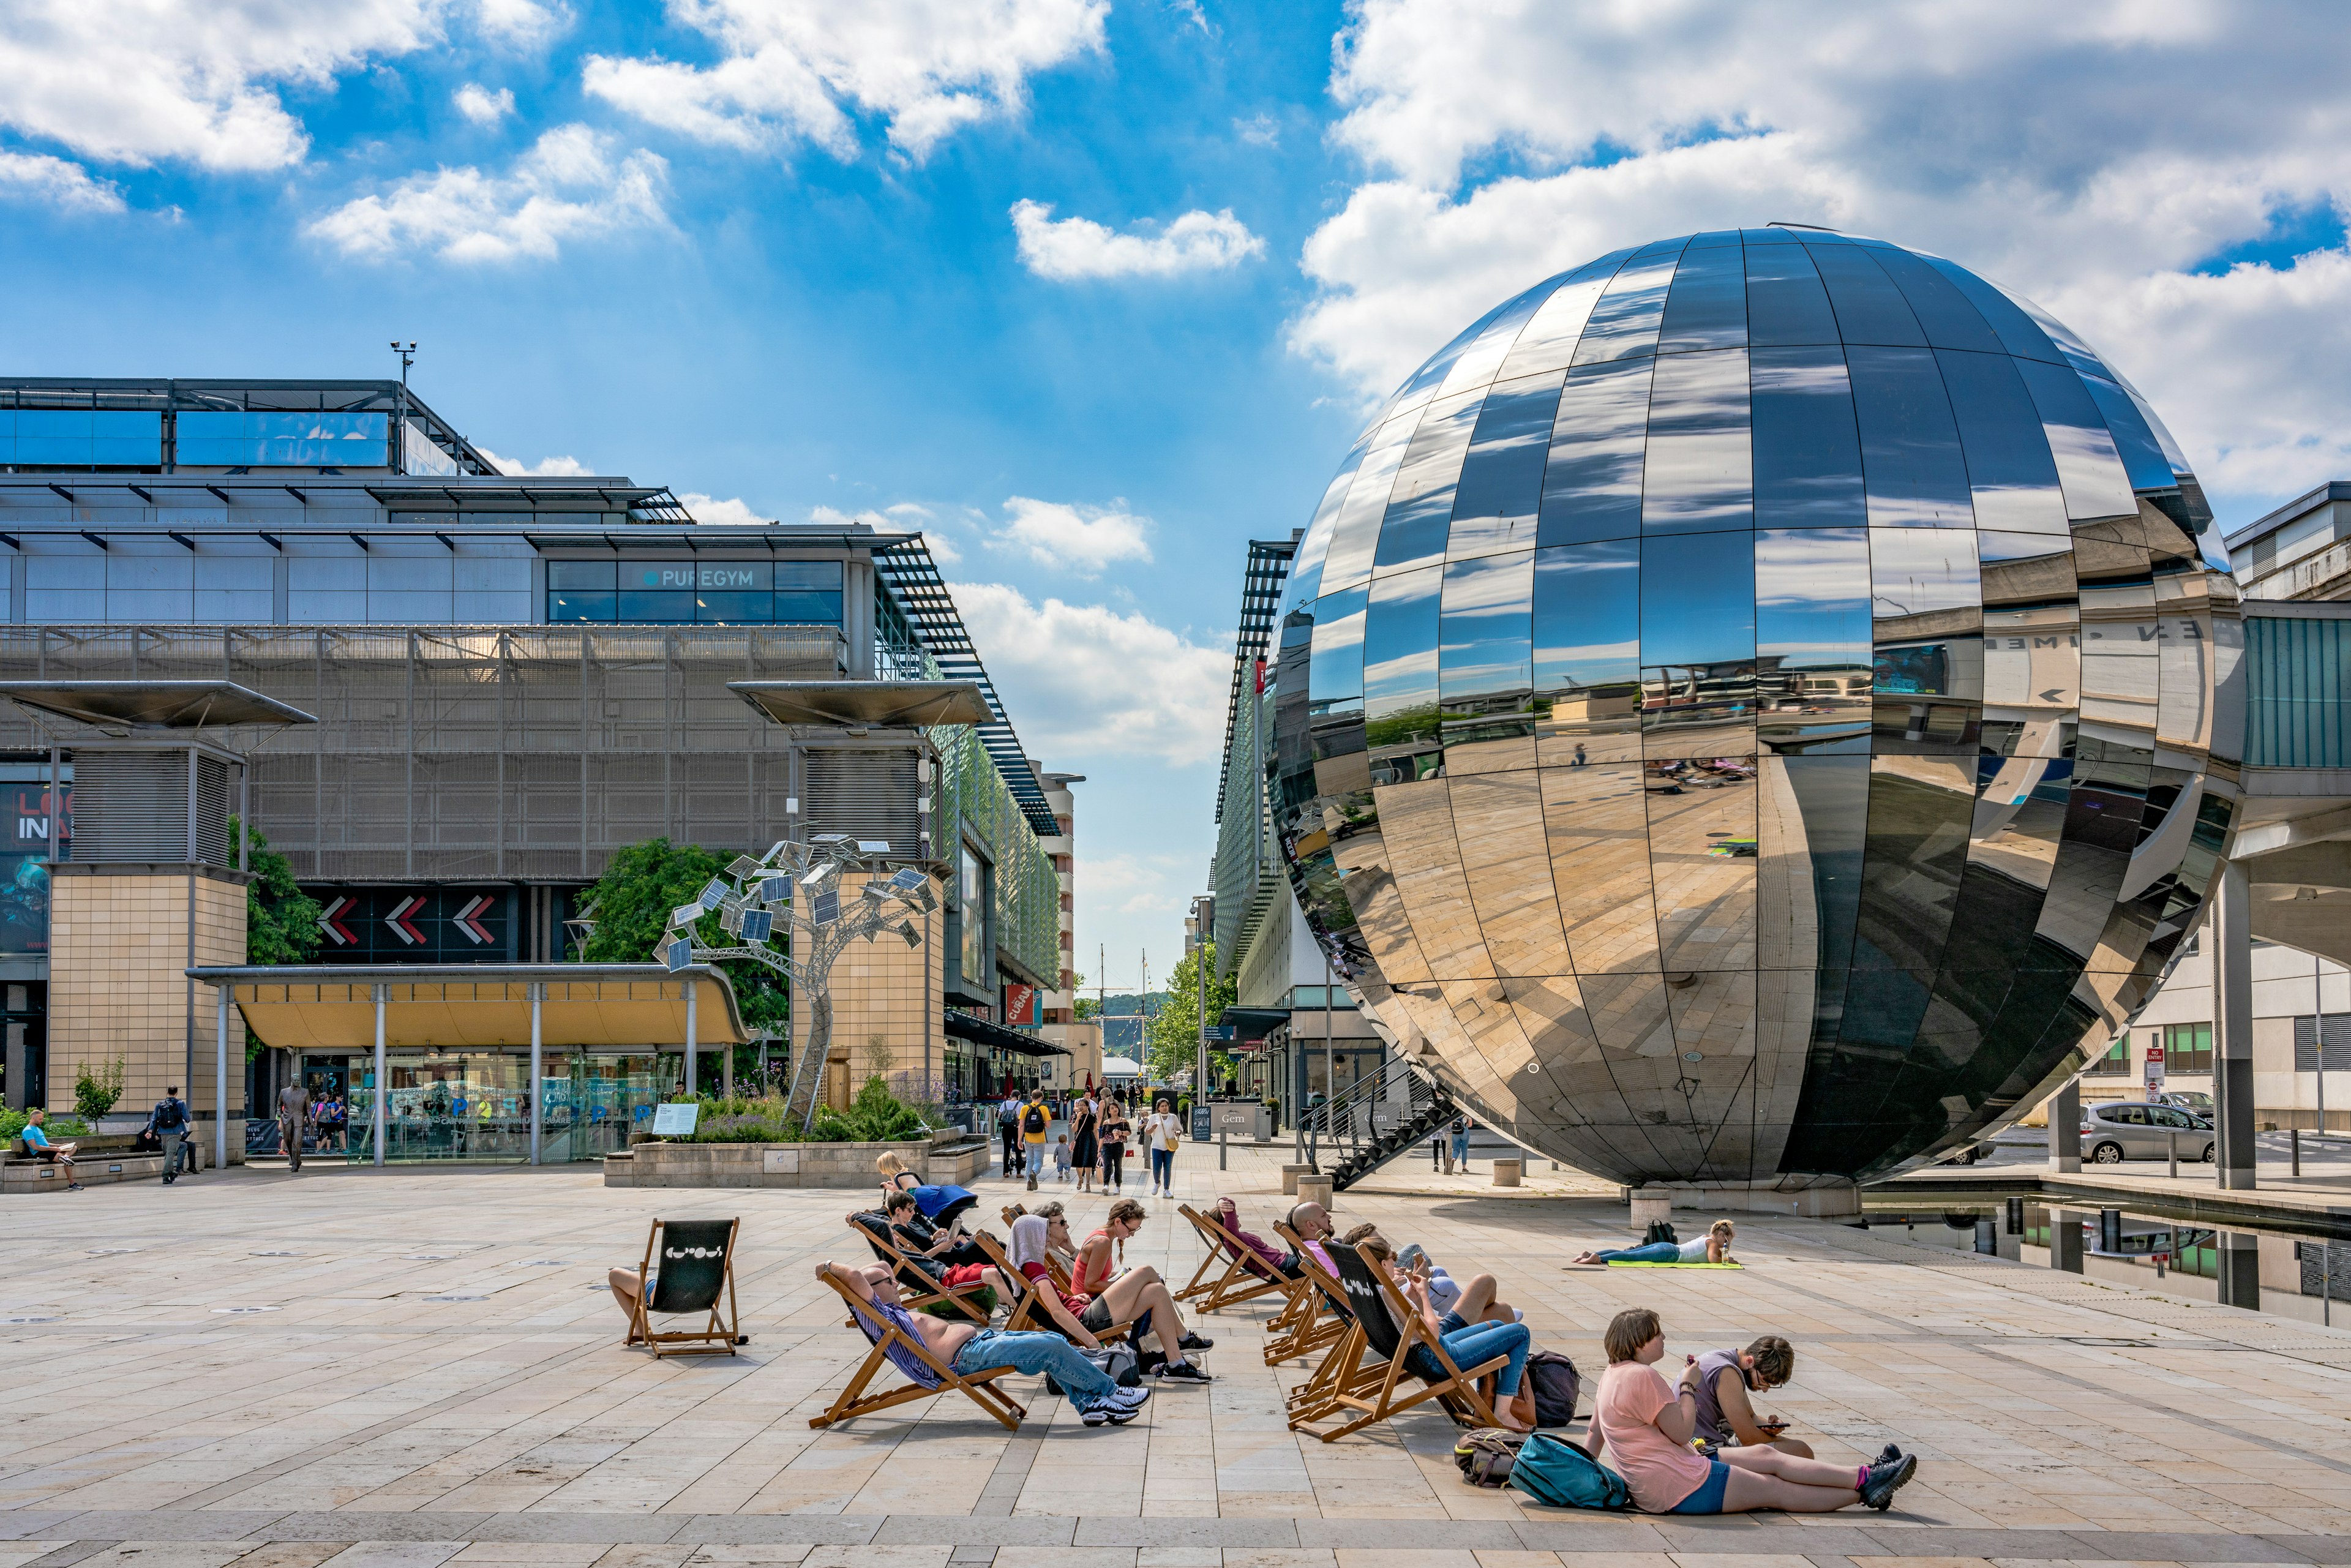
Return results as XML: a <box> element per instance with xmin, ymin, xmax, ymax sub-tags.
<box><xmin>1668</xmin><ymin>1459</ymin><xmax>1730</xmax><ymax>1515</ymax></box>
<box><xmin>1436</xmin><ymin>1310</ymin><xmax>1468</xmax><ymax>1335</ymax></box>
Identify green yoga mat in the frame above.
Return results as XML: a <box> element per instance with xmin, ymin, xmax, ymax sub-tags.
<box><xmin>1603</xmin><ymin>1261</ymin><xmax>1742</xmax><ymax>1268</ymax></box>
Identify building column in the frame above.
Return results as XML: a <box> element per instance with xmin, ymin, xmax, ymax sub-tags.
<box><xmin>214</xmin><ymin>985</ymin><xmax>231</xmax><ymax>1172</ymax></box>
<box><xmin>528</xmin><ymin>982</ymin><xmax>543</xmax><ymax>1167</ymax></box>
<box><xmin>372</xmin><ymin>983</ymin><xmax>388</xmax><ymax>1168</ymax></box>
<box><xmin>2050</xmin><ymin>1078</ymin><xmax>2081</xmax><ymax>1173</ymax></box>
<box><xmin>2216</xmin><ymin>1229</ymin><xmax>2261</xmax><ymax>1310</ymax></box>
<box><xmin>2214</xmin><ymin>858</ymin><xmax>2258</xmax><ymax>1190</ymax></box>
<box><xmin>2049</xmin><ymin>1207</ymin><xmax>2085</xmax><ymax>1274</ymax></box>
<box><xmin>684</xmin><ymin>975</ymin><xmax>698</xmax><ymax>1099</ymax></box>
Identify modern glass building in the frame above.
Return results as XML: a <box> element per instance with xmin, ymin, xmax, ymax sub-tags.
<box><xmin>1269</xmin><ymin>228</ymin><xmax>2243</xmax><ymax>1196</ymax></box>
<box><xmin>0</xmin><ymin>378</ymin><xmax>1063</xmax><ymax>1151</ymax></box>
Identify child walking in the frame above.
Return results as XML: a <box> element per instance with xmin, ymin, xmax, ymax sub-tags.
<box><xmin>1052</xmin><ymin>1133</ymin><xmax>1072</xmax><ymax>1183</ymax></box>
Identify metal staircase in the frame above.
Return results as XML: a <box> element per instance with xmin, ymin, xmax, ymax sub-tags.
<box><xmin>1308</xmin><ymin>1054</ymin><xmax>1457</xmax><ymax>1191</ymax></box>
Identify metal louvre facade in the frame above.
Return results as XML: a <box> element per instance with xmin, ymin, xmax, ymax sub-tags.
<box><xmin>0</xmin><ymin>625</ymin><xmax>850</xmax><ymax>882</ymax></box>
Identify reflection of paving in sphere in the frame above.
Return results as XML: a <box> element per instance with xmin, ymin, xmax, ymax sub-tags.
<box><xmin>1270</xmin><ymin>228</ymin><xmax>2242</xmax><ymax>1188</ymax></box>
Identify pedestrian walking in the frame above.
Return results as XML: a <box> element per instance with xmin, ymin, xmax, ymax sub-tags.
<box><xmin>1071</xmin><ymin>1089</ymin><xmax>1099</xmax><ymax>1193</ymax></box>
<box><xmin>1098</xmin><ymin>1095</ymin><xmax>1131</xmax><ymax>1193</ymax></box>
<box><xmin>997</xmin><ymin>1090</ymin><xmax>1022</xmax><ymax>1177</ymax></box>
<box><xmin>277</xmin><ymin>1079</ymin><xmax>312</xmax><ymax>1174</ymax></box>
<box><xmin>145</xmin><ymin>1084</ymin><xmax>194</xmax><ymax>1183</ymax></box>
<box><xmin>1449</xmin><ymin>1114</ymin><xmax>1472</xmax><ymax>1174</ymax></box>
<box><xmin>1143</xmin><ymin>1097</ymin><xmax>1183</xmax><ymax>1198</ymax></box>
<box><xmin>1021</xmin><ymin>1089</ymin><xmax>1051</xmax><ymax>1191</ymax></box>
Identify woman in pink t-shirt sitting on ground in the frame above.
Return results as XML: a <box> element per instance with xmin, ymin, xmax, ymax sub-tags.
<box><xmin>1589</xmin><ymin>1307</ymin><xmax>1917</xmax><ymax>1515</ymax></box>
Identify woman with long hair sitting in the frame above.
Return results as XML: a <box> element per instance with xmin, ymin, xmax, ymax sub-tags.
<box><xmin>1005</xmin><ymin>1213</ymin><xmax>1213</xmax><ymax>1382</ymax></box>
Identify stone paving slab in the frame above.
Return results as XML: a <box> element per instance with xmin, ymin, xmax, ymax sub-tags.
<box><xmin>11</xmin><ymin>1157</ymin><xmax>2351</xmax><ymax>1558</ymax></box>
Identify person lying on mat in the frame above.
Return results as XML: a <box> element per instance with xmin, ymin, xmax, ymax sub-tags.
<box><xmin>816</xmin><ymin>1259</ymin><xmax>1150</xmax><ymax>1427</ymax></box>
<box><xmin>1572</xmin><ymin>1220</ymin><xmax>1735</xmax><ymax>1266</ymax></box>
<box><xmin>1685</xmin><ymin>1335</ymin><xmax>1819</xmax><ymax>1457</ymax></box>
<box><xmin>1215</xmin><ymin>1197</ymin><xmax>1289</xmax><ymax>1279</ymax></box>
<box><xmin>1344</xmin><ymin>1225</ymin><xmax>1523</xmax><ymax>1330</ymax></box>
<box><xmin>1590</xmin><ymin>1307</ymin><xmax>1914</xmax><ymax>1514</ymax></box>
<box><xmin>1357</xmin><ymin>1233</ymin><xmax>1535</xmax><ymax>1433</ymax></box>
<box><xmin>1007</xmin><ymin>1214</ymin><xmax>1213</xmax><ymax>1381</ymax></box>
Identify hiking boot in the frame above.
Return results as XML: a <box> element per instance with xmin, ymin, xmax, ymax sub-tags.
<box><xmin>1153</xmin><ymin>1359</ymin><xmax>1212</xmax><ymax>1382</ymax></box>
<box><xmin>1860</xmin><ymin>1453</ymin><xmax>1916</xmax><ymax>1510</ymax></box>
<box><xmin>1178</xmin><ymin>1331</ymin><xmax>1213</xmax><ymax>1351</ymax></box>
<box><xmin>1875</xmin><ymin>1442</ymin><xmax>1903</xmax><ymax>1466</ymax></box>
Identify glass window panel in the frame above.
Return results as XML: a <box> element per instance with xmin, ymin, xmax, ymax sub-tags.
<box><xmin>1640</xmin><ymin>348</ymin><xmax>1751</xmax><ymax>535</ymax></box>
<box><xmin>627</xmin><ymin>561</ymin><xmax>700</xmax><ymax>593</ymax></box>
<box><xmin>1865</xmin><ymin>246</ymin><xmax>2004</xmax><ymax>353</ymax></box>
<box><xmin>692</xmin><ymin>560</ymin><xmax>769</xmax><ymax>591</ymax></box>
<box><xmin>1872</xmin><ymin>527</ymin><xmax>1981</xmax><ymax>618</ymax></box>
<box><xmin>547</xmin><ymin>591</ymin><xmax>615</xmax><ymax>623</ymax></box>
<box><xmin>1321</xmin><ymin>411</ymin><xmax>1417</xmax><ymax>595</ymax></box>
<box><xmin>547</xmin><ymin>560</ymin><xmax>617</xmax><ymax>590</ymax></box>
<box><xmin>107</xmin><ymin>590</ymin><xmax>193</xmax><ymax>623</ymax></box>
<box><xmin>1918</xmin><ymin>258</ymin><xmax>2066</xmax><ymax>364</ymax></box>
<box><xmin>2079</xmin><ymin>372</ymin><xmax>2173</xmax><ymax>492</ymax></box>
<box><xmin>1935</xmin><ymin>348</ymin><xmax>2068</xmax><ymax>537</ymax></box>
<box><xmin>178</xmin><ymin>411</ymin><xmax>389</xmax><ymax>468</ymax></box>
<box><xmin>1805</xmin><ymin>239</ymin><xmax>1929</xmax><ymax>346</ymax></box>
<box><xmin>1846</xmin><ymin>346</ymin><xmax>1974</xmax><ymax>528</ymax></box>
<box><xmin>1438</xmin><ymin>550</ymin><xmax>1534</xmax><ymax>706</ymax></box>
<box><xmin>1537</xmin><ymin>359</ymin><xmax>1652</xmax><ymax>546</ymax></box>
<box><xmin>1436</xmin><ymin>278</ymin><xmax>1561</xmax><ymax>397</ymax></box>
<box><xmin>1533</xmin><ymin>540</ymin><xmax>1639</xmax><ymax>695</ymax></box>
<box><xmin>1750</xmin><ymin>345</ymin><xmax>1866</xmax><ymax>528</ymax></box>
<box><xmin>697</xmin><ymin>591</ymin><xmax>771</xmax><ymax>623</ymax></box>
<box><xmin>1308</xmin><ymin>586</ymin><xmax>1370</xmax><ymax>711</ymax></box>
<box><xmin>615</xmin><ymin>591</ymin><xmax>696</xmax><ymax>622</ymax></box>
<box><xmin>773</xmin><ymin>591</ymin><xmax>842</xmax><ymax>622</ymax></box>
<box><xmin>1362</xmin><ymin>566</ymin><xmax>1443</xmax><ymax>730</ymax></box>
<box><xmin>1448</xmin><ymin>370</ymin><xmax>1562</xmax><ymax>559</ymax></box>
<box><xmin>1641</xmin><ymin>530</ymin><xmax>1754</xmax><ymax>668</ymax></box>
<box><xmin>1656</xmin><ymin>241</ymin><xmax>1748</xmax><ymax>354</ymax></box>
<box><xmin>1493</xmin><ymin>250</ymin><xmax>1633</xmax><ymax>380</ymax></box>
<box><xmin>773</xmin><ymin>560</ymin><xmax>842</xmax><ymax>588</ymax></box>
<box><xmin>1757</xmin><ymin>527</ymin><xmax>1870</xmax><ymax>668</ymax></box>
<box><xmin>2015</xmin><ymin>359</ymin><xmax>2139</xmax><ymax>520</ymax></box>
<box><xmin>106</xmin><ymin>550</ymin><xmax>193</xmax><ymax>594</ymax></box>
<box><xmin>1569</xmin><ymin>243</ymin><xmax>1686</xmax><ymax>365</ymax></box>
<box><xmin>1745</xmin><ymin>238</ymin><xmax>1841</xmax><ymax>347</ymax></box>
<box><xmin>1286</xmin><ymin>435</ymin><xmax>1370</xmax><ymax>609</ymax></box>
<box><xmin>1376</xmin><ymin>389</ymin><xmax>1486</xmax><ymax>574</ymax></box>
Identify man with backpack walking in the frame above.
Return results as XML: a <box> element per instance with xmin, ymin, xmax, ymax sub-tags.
<box><xmin>998</xmin><ymin>1090</ymin><xmax>1022</xmax><ymax>1177</ymax></box>
<box><xmin>1020</xmin><ymin>1090</ymin><xmax>1051</xmax><ymax>1190</ymax></box>
<box><xmin>146</xmin><ymin>1086</ymin><xmax>195</xmax><ymax>1184</ymax></box>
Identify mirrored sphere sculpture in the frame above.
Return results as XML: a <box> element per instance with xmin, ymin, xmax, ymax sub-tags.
<box><xmin>1270</xmin><ymin>228</ymin><xmax>2242</xmax><ymax>1188</ymax></box>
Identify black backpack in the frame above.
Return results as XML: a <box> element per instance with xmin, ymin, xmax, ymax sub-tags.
<box><xmin>152</xmin><ymin>1097</ymin><xmax>189</xmax><ymax>1132</ymax></box>
<box><xmin>1526</xmin><ymin>1351</ymin><xmax>1580</xmax><ymax>1428</ymax></box>
<box><xmin>1643</xmin><ymin>1220</ymin><xmax>1680</xmax><ymax>1245</ymax></box>
<box><xmin>1022</xmin><ymin>1105</ymin><xmax>1047</xmax><ymax>1136</ymax></box>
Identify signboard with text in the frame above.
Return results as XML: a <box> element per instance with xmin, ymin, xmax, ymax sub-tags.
<box><xmin>2145</xmin><ymin>1039</ymin><xmax>2164</xmax><ymax>1089</ymax></box>
<box><xmin>1002</xmin><ymin>983</ymin><xmax>1038</xmax><ymax>1026</ymax></box>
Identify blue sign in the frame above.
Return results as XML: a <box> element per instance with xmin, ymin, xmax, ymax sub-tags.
<box><xmin>1204</xmin><ymin>1026</ymin><xmax>1237</xmax><ymax>1041</ymax></box>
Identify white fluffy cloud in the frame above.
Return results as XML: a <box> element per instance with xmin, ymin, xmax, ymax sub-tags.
<box><xmin>991</xmin><ymin>495</ymin><xmax>1152</xmax><ymax>574</ymax></box>
<box><xmin>306</xmin><ymin>124</ymin><xmax>667</xmax><ymax>263</ymax></box>
<box><xmin>0</xmin><ymin>1</ymin><xmax>448</xmax><ymax>172</ymax></box>
<box><xmin>1011</xmin><ymin>199</ymin><xmax>1264</xmax><ymax>280</ymax></box>
<box><xmin>955</xmin><ymin>581</ymin><xmax>1226</xmax><ymax>765</ymax></box>
<box><xmin>583</xmin><ymin>0</ymin><xmax>1107</xmax><ymax>161</ymax></box>
<box><xmin>454</xmin><ymin>83</ymin><xmax>516</xmax><ymax>124</ymax></box>
<box><xmin>473</xmin><ymin>0</ymin><xmax>569</xmax><ymax>48</ymax></box>
<box><xmin>1296</xmin><ymin>1</ymin><xmax>2351</xmax><ymax>509</ymax></box>
<box><xmin>0</xmin><ymin>149</ymin><xmax>123</xmax><ymax>212</ymax></box>
<box><xmin>681</xmin><ymin>493</ymin><xmax>770</xmax><ymax>525</ymax></box>
<box><xmin>480</xmin><ymin>447</ymin><xmax>590</xmax><ymax>476</ymax></box>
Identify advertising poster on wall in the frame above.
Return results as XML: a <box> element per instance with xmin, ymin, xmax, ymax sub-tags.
<box><xmin>1003</xmin><ymin>983</ymin><xmax>1038</xmax><ymax>1026</ymax></box>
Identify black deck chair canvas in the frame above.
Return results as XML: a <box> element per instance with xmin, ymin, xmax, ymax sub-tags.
<box><xmin>847</xmin><ymin>1212</ymin><xmax>996</xmax><ymax>1324</ymax></box>
<box><xmin>1304</xmin><ymin>1239</ymin><xmax>1507</xmax><ymax>1442</ymax></box>
<box><xmin>808</xmin><ymin>1270</ymin><xmax>1026</xmax><ymax>1432</ymax></box>
<box><xmin>626</xmin><ymin>1217</ymin><xmax>743</xmax><ymax>1358</ymax></box>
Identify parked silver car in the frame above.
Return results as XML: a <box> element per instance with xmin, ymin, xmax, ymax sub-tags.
<box><xmin>2080</xmin><ymin>1100</ymin><xmax>2214</xmax><ymax>1164</ymax></box>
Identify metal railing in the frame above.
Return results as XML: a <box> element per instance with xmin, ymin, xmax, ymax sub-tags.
<box><xmin>1301</xmin><ymin>1053</ymin><xmax>1452</xmax><ymax>1179</ymax></box>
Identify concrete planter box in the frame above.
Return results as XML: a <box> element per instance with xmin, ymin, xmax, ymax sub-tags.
<box><xmin>606</xmin><ymin>1136</ymin><xmax>987</xmax><ymax>1190</ymax></box>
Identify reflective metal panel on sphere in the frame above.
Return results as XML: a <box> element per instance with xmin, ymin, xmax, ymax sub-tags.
<box><xmin>1270</xmin><ymin>228</ymin><xmax>2242</xmax><ymax>1188</ymax></box>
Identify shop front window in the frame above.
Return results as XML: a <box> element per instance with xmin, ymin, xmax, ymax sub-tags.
<box><xmin>343</xmin><ymin>1049</ymin><xmax>663</xmax><ymax>1161</ymax></box>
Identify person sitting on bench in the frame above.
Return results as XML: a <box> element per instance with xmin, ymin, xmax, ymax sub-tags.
<box><xmin>16</xmin><ymin>1108</ymin><xmax>80</xmax><ymax>1190</ymax></box>
<box><xmin>1573</xmin><ymin>1220</ymin><xmax>1734</xmax><ymax>1266</ymax></box>
<box><xmin>817</xmin><ymin>1259</ymin><xmax>1150</xmax><ymax>1427</ymax></box>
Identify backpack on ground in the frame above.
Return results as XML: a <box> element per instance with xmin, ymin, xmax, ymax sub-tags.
<box><xmin>1022</xmin><ymin>1105</ymin><xmax>1048</xmax><ymax>1136</ymax></box>
<box><xmin>1507</xmin><ymin>1431</ymin><xmax>1633</xmax><ymax>1510</ymax></box>
<box><xmin>1453</xmin><ymin>1427</ymin><xmax>1526</xmax><ymax>1487</ymax></box>
<box><xmin>1043</xmin><ymin>1342</ymin><xmax>1140</xmax><ymax>1395</ymax></box>
<box><xmin>1526</xmin><ymin>1351</ymin><xmax>1580</xmax><ymax>1428</ymax></box>
<box><xmin>1643</xmin><ymin>1219</ymin><xmax>1680</xmax><ymax>1245</ymax></box>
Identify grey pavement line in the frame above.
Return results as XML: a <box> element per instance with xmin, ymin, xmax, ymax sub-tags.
<box><xmin>148</xmin><ymin>1334</ymin><xmax>612</xmax><ymax>1513</ymax></box>
<box><xmin>7</xmin><ymin>1514</ymin><xmax>2351</xmax><ymax>1558</ymax></box>
<box><xmin>1752</xmin><ymin>1251</ymin><xmax>2351</xmax><ymax>1481</ymax></box>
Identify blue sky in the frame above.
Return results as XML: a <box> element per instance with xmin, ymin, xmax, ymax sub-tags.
<box><xmin>5</xmin><ymin>1</ymin><xmax>2351</xmax><ymax>980</ymax></box>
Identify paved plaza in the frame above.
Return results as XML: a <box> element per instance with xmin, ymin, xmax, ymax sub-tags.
<box><xmin>8</xmin><ymin>1144</ymin><xmax>2351</xmax><ymax>1568</ymax></box>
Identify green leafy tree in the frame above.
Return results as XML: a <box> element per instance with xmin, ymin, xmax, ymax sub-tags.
<box><xmin>1146</xmin><ymin>941</ymin><xmax>1238</xmax><ymax>1083</ymax></box>
<box><xmin>578</xmin><ymin>838</ymin><xmax>789</xmax><ymax>1032</ymax></box>
<box><xmin>1074</xmin><ymin>996</ymin><xmax>1101</xmax><ymax>1020</ymax></box>
<box><xmin>231</xmin><ymin>817</ymin><xmax>321</xmax><ymax>967</ymax></box>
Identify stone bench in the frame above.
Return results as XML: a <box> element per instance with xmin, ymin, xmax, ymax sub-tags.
<box><xmin>1</xmin><ymin>1151</ymin><xmax>169</xmax><ymax>1191</ymax></box>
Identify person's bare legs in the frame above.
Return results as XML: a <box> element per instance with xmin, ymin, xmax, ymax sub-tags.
<box><xmin>1451</xmin><ymin>1274</ymin><xmax>1516</xmax><ymax>1323</ymax></box>
<box><xmin>1098</xmin><ymin>1270</ymin><xmax>1191</xmax><ymax>1356</ymax></box>
<box><xmin>609</xmin><ymin>1267</ymin><xmax>645</xmax><ymax>1338</ymax></box>
<box><xmin>1717</xmin><ymin>1446</ymin><xmax>1861</xmax><ymax>1512</ymax></box>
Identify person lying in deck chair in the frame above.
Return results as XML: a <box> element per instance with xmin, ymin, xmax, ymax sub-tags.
<box><xmin>1343</xmin><ymin>1224</ymin><xmax>1523</xmax><ymax>1332</ymax></box>
<box><xmin>816</xmin><ymin>1259</ymin><xmax>1151</xmax><ymax>1427</ymax></box>
<box><xmin>883</xmin><ymin>1188</ymin><xmax>1005</xmax><ymax>1276</ymax></box>
<box><xmin>1215</xmin><ymin>1198</ymin><xmax>1289</xmax><ymax>1279</ymax></box>
<box><xmin>1009</xmin><ymin>1213</ymin><xmax>1213</xmax><ymax>1382</ymax></box>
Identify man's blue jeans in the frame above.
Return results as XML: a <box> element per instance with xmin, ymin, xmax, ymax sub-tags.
<box><xmin>1025</xmin><ymin>1144</ymin><xmax>1046</xmax><ymax>1179</ymax></box>
<box><xmin>954</xmin><ymin>1329</ymin><xmax>1116</xmax><ymax>1410</ymax></box>
<box><xmin>1439</xmin><ymin>1319</ymin><xmax>1531</xmax><ymax>1395</ymax></box>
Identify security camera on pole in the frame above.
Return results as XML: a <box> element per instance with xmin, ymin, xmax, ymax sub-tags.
<box><xmin>652</xmin><ymin>833</ymin><xmax>936</xmax><ymax>1130</ymax></box>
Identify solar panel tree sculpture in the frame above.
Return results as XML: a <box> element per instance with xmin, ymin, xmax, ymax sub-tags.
<box><xmin>656</xmin><ymin>835</ymin><xmax>936</xmax><ymax>1132</ymax></box>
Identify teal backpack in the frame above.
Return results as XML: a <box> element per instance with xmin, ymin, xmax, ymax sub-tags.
<box><xmin>1507</xmin><ymin>1431</ymin><xmax>1634</xmax><ymax>1510</ymax></box>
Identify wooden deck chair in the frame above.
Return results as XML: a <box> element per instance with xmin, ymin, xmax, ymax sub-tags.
<box><xmin>807</xmin><ymin>1269</ymin><xmax>1026</xmax><ymax>1432</ymax></box>
<box><xmin>1272</xmin><ymin>1223</ymin><xmax>1369</xmax><ymax>1422</ymax></box>
<box><xmin>846</xmin><ymin>1212</ymin><xmax>996</xmax><ymax>1325</ymax></box>
<box><xmin>1176</xmin><ymin>1205</ymin><xmax>1287</xmax><ymax>1313</ymax></box>
<box><xmin>624</xmin><ymin>1217</ymin><xmax>743</xmax><ymax>1358</ymax></box>
<box><xmin>971</xmin><ymin>1230</ymin><xmax>1136</xmax><ymax>1343</ymax></box>
<box><xmin>1259</xmin><ymin>1223</ymin><xmax>1349</xmax><ymax>1370</ymax></box>
<box><xmin>1301</xmin><ymin>1240</ymin><xmax>1507</xmax><ymax>1443</ymax></box>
